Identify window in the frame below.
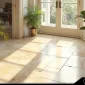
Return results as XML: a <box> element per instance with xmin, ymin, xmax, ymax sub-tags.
<box><xmin>61</xmin><ymin>0</ymin><xmax>77</xmax><ymax>28</ymax></box>
<box><xmin>41</xmin><ymin>0</ymin><xmax>56</xmax><ymax>26</ymax></box>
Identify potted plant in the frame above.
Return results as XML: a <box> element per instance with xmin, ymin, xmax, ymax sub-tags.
<box><xmin>24</xmin><ymin>6</ymin><xmax>43</xmax><ymax>37</ymax></box>
<box><xmin>76</xmin><ymin>10</ymin><xmax>85</xmax><ymax>30</ymax></box>
<box><xmin>0</xmin><ymin>19</ymin><xmax>9</xmax><ymax>40</ymax></box>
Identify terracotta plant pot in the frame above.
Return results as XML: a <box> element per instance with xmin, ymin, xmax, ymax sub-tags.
<box><xmin>31</xmin><ymin>27</ymin><xmax>37</xmax><ymax>36</ymax></box>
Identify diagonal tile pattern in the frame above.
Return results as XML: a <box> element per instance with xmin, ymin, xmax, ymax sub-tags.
<box><xmin>0</xmin><ymin>34</ymin><xmax>85</xmax><ymax>83</ymax></box>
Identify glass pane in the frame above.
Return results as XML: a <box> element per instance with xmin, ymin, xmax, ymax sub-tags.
<box><xmin>50</xmin><ymin>2</ymin><xmax>56</xmax><ymax>24</ymax></box>
<box><xmin>61</xmin><ymin>0</ymin><xmax>77</xmax><ymax>28</ymax></box>
<box><xmin>41</xmin><ymin>0</ymin><xmax>48</xmax><ymax>2</ymax></box>
<box><xmin>62</xmin><ymin>0</ymin><xmax>77</xmax><ymax>3</ymax></box>
<box><xmin>41</xmin><ymin>1</ymin><xmax>56</xmax><ymax>25</ymax></box>
<box><xmin>41</xmin><ymin>0</ymin><xmax>56</xmax><ymax>2</ymax></box>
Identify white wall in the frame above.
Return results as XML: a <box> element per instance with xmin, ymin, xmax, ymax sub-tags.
<box><xmin>0</xmin><ymin>0</ymin><xmax>12</xmax><ymax>8</ymax></box>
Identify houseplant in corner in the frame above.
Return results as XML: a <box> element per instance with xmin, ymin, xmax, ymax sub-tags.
<box><xmin>76</xmin><ymin>10</ymin><xmax>85</xmax><ymax>30</ymax></box>
<box><xmin>24</xmin><ymin>6</ymin><xmax>43</xmax><ymax>37</ymax></box>
<box><xmin>0</xmin><ymin>19</ymin><xmax>9</xmax><ymax>40</ymax></box>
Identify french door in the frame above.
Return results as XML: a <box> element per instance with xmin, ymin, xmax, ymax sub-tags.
<box><xmin>38</xmin><ymin>0</ymin><xmax>82</xmax><ymax>38</ymax></box>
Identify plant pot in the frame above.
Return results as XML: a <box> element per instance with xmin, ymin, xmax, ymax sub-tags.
<box><xmin>31</xmin><ymin>27</ymin><xmax>37</xmax><ymax>37</ymax></box>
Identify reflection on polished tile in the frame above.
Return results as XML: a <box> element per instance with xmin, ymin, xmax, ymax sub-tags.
<box><xmin>32</xmin><ymin>37</ymin><xmax>51</xmax><ymax>44</ymax></box>
<box><xmin>23</xmin><ymin>76</ymin><xmax>57</xmax><ymax>83</ymax></box>
<box><xmin>82</xmin><ymin>62</ymin><xmax>85</xmax><ymax>70</ymax></box>
<box><xmin>0</xmin><ymin>80</ymin><xmax>7</xmax><ymax>83</ymax></box>
<box><xmin>37</xmin><ymin>34</ymin><xmax>53</xmax><ymax>39</ymax></box>
<box><xmin>65</xmin><ymin>56</ymin><xmax>85</xmax><ymax>69</ymax></box>
<box><xmin>0</xmin><ymin>34</ymin><xmax>85</xmax><ymax>83</ymax></box>
<box><xmin>24</xmin><ymin>69</ymin><xmax>57</xmax><ymax>81</ymax></box>
<box><xmin>73</xmin><ymin>50</ymin><xmax>85</xmax><ymax>57</ymax></box>
<box><xmin>72</xmin><ymin>40</ymin><xmax>85</xmax><ymax>49</ymax></box>
<box><xmin>47</xmin><ymin>58</ymin><xmax>67</xmax><ymax>69</ymax></box>
<box><xmin>55</xmin><ymin>66</ymin><xmax>85</xmax><ymax>83</ymax></box>
<box><xmin>44</xmin><ymin>67</ymin><xmax>59</xmax><ymax>73</ymax></box>
<box><xmin>0</xmin><ymin>50</ymin><xmax>16</xmax><ymax>59</ymax></box>
<box><xmin>46</xmin><ymin>41</ymin><xmax>58</xmax><ymax>48</ymax></box>
<box><xmin>0</xmin><ymin>43</ymin><xmax>8</xmax><ymax>50</ymax></box>
<box><xmin>35</xmin><ymin>54</ymin><xmax>56</xmax><ymax>63</ymax></box>
<box><xmin>56</xmin><ymin>40</ymin><xmax>73</xmax><ymax>47</ymax></box>
<box><xmin>0</xmin><ymin>62</ymin><xmax>23</xmax><ymax>81</ymax></box>
<box><xmin>4</xmin><ymin>50</ymin><xmax>37</xmax><ymax>65</ymax></box>
<box><xmin>11</xmin><ymin>44</ymin><xmax>26</xmax><ymax>49</ymax></box>
<box><xmin>37</xmin><ymin>56</ymin><xmax>55</xmax><ymax>69</ymax></box>
<box><xmin>20</xmin><ymin>42</ymin><xmax>46</xmax><ymax>53</ymax></box>
<box><xmin>41</xmin><ymin>47</ymin><xmax>74</xmax><ymax>58</ymax></box>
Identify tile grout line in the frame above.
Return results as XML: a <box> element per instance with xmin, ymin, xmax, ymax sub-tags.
<box><xmin>57</xmin><ymin>51</ymin><xmax>75</xmax><ymax>73</ymax></box>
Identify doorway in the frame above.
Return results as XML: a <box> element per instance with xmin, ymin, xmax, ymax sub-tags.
<box><xmin>0</xmin><ymin>0</ymin><xmax>12</xmax><ymax>39</ymax></box>
<box><xmin>38</xmin><ymin>0</ymin><xmax>83</xmax><ymax>38</ymax></box>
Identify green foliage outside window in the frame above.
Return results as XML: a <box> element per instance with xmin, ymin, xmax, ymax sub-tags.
<box><xmin>0</xmin><ymin>19</ymin><xmax>10</xmax><ymax>40</ymax></box>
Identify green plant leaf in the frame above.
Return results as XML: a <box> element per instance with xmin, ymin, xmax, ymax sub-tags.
<box><xmin>0</xmin><ymin>18</ymin><xmax>10</xmax><ymax>40</ymax></box>
<box><xmin>80</xmin><ymin>26</ymin><xmax>85</xmax><ymax>30</ymax></box>
<box><xmin>24</xmin><ymin>6</ymin><xmax>42</xmax><ymax>29</ymax></box>
<box><xmin>81</xmin><ymin>11</ymin><xmax>85</xmax><ymax>16</ymax></box>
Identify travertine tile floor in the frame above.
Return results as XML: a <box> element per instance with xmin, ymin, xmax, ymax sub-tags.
<box><xmin>0</xmin><ymin>34</ymin><xmax>85</xmax><ymax>83</ymax></box>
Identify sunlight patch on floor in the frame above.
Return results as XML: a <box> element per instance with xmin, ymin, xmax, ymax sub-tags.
<box><xmin>56</xmin><ymin>40</ymin><xmax>74</xmax><ymax>47</ymax></box>
<box><xmin>0</xmin><ymin>61</ymin><xmax>23</xmax><ymax>81</ymax></box>
<box><xmin>20</xmin><ymin>42</ymin><xmax>46</xmax><ymax>53</ymax></box>
<box><xmin>32</xmin><ymin>37</ymin><xmax>52</xmax><ymax>44</ymax></box>
<box><xmin>4</xmin><ymin>50</ymin><xmax>37</xmax><ymax>65</ymax></box>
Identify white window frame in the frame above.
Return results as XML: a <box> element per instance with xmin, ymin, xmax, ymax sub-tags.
<box><xmin>41</xmin><ymin>0</ymin><xmax>56</xmax><ymax>27</ymax></box>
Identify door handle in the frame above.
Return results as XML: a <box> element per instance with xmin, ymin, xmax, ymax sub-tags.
<box><xmin>59</xmin><ymin>1</ymin><xmax>61</xmax><ymax>8</ymax></box>
<box><xmin>56</xmin><ymin>1</ymin><xmax>58</xmax><ymax>8</ymax></box>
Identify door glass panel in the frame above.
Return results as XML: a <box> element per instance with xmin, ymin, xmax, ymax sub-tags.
<box><xmin>62</xmin><ymin>0</ymin><xmax>77</xmax><ymax>3</ymax></box>
<box><xmin>61</xmin><ymin>0</ymin><xmax>77</xmax><ymax>29</ymax></box>
<box><xmin>41</xmin><ymin>0</ymin><xmax>56</xmax><ymax>26</ymax></box>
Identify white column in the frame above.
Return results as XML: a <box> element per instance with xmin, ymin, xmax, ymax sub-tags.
<box><xmin>12</xmin><ymin>0</ymin><xmax>24</xmax><ymax>39</ymax></box>
<box><xmin>12</xmin><ymin>0</ymin><xmax>16</xmax><ymax>38</ymax></box>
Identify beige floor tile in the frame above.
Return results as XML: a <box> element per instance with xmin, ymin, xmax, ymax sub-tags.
<box><xmin>26</xmin><ymin>69</ymin><xmax>57</xmax><ymax>81</ymax></box>
<box><xmin>41</xmin><ymin>47</ymin><xmax>74</xmax><ymax>58</ymax></box>
<box><xmin>0</xmin><ymin>80</ymin><xmax>7</xmax><ymax>83</ymax></box>
<box><xmin>4</xmin><ymin>50</ymin><xmax>37</xmax><ymax>65</ymax></box>
<box><xmin>54</xmin><ymin>66</ymin><xmax>85</xmax><ymax>83</ymax></box>
<box><xmin>56</xmin><ymin>40</ymin><xmax>74</xmax><ymax>47</ymax></box>
<box><xmin>37</xmin><ymin>34</ymin><xmax>54</xmax><ymax>39</ymax></box>
<box><xmin>0</xmin><ymin>50</ymin><xmax>16</xmax><ymax>59</ymax></box>
<box><xmin>0</xmin><ymin>61</ymin><xmax>23</xmax><ymax>81</ymax></box>
<box><xmin>0</xmin><ymin>43</ymin><xmax>7</xmax><ymax>50</ymax></box>
<box><xmin>46</xmin><ymin>41</ymin><xmax>58</xmax><ymax>48</ymax></box>
<box><xmin>37</xmin><ymin>56</ymin><xmax>55</xmax><ymax>69</ymax></box>
<box><xmin>32</xmin><ymin>37</ymin><xmax>51</xmax><ymax>44</ymax></box>
<box><xmin>82</xmin><ymin>61</ymin><xmax>85</xmax><ymax>70</ymax></box>
<box><xmin>0</xmin><ymin>34</ymin><xmax>85</xmax><ymax>83</ymax></box>
<box><xmin>34</xmin><ymin>54</ymin><xmax>56</xmax><ymax>63</ymax></box>
<box><xmin>47</xmin><ymin>58</ymin><xmax>67</xmax><ymax>69</ymax></box>
<box><xmin>65</xmin><ymin>56</ymin><xmax>85</xmax><ymax>68</ymax></box>
<box><xmin>73</xmin><ymin>50</ymin><xmax>85</xmax><ymax>57</ymax></box>
<box><xmin>44</xmin><ymin>67</ymin><xmax>59</xmax><ymax>73</ymax></box>
<box><xmin>20</xmin><ymin>42</ymin><xmax>46</xmax><ymax>53</ymax></box>
<box><xmin>23</xmin><ymin>76</ymin><xmax>57</xmax><ymax>83</ymax></box>
<box><xmin>72</xmin><ymin>40</ymin><xmax>85</xmax><ymax>48</ymax></box>
<box><xmin>0</xmin><ymin>42</ymin><xmax>21</xmax><ymax>50</ymax></box>
<box><xmin>11</xmin><ymin>44</ymin><xmax>27</xmax><ymax>49</ymax></box>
